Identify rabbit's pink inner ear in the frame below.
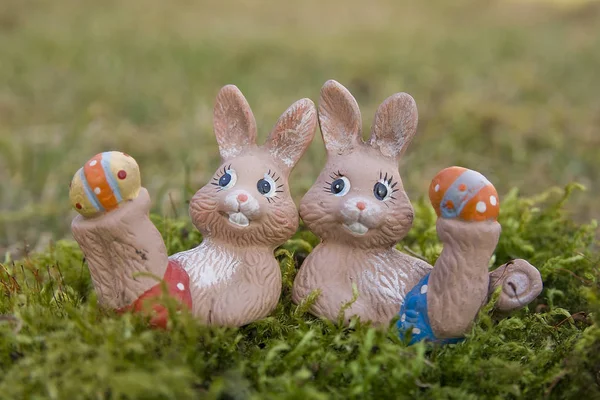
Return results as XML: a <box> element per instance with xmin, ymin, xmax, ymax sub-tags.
<box><xmin>318</xmin><ymin>80</ymin><xmax>362</xmax><ymax>155</ymax></box>
<box><xmin>265</xmin><ymin>98</ymin><xmax>318</xmax><ymax>174</ymax></box>
<box><xmin>367</xmin><ymin>92</ymin><xmax>418</xmax><ymax>160</ymax></box>
<box><xmin>213</xmin><ymin>85</ymin><xmax>258</xmax><ymax>160</ymax></box>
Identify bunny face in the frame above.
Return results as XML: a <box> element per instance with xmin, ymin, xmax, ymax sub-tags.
<box><xmin>300</xmin><ymin>80</ymin><xmax>419</xmax><ymax>249</ymax></box>
<box><xmin>301</xmin><ymin>148</ymin><xmax>414</xmax><ymax>249</ymax></box>
<box><xmin>190</xmin><ymin>151</ymin><xmax>301</xmax><ymax>247</ymax></box>
<box><xmin>190</xmin><ymin>85</ymin><xmax>317</xmax><ymax>248</ymax></box>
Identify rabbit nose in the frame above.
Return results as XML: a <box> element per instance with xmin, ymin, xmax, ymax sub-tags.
<box><xmin>356</xmin><ymin>202</ymin><xmax>366</xmax><ymax>211</ymax></box>
<box><xmin>237</xmin><ymin>193</ymin><xmax>248</xmax><ymax>203</ymax></box>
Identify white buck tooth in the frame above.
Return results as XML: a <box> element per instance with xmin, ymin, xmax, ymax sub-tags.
<box><xmin>229</xmin><ymin>212</ymin><xmax>249</xmax><ymax>227</ymax></box>
<box><xmin>345</xmin><ymin>222</ymin><xmax>368</xmax><ymax>235</ymax></box>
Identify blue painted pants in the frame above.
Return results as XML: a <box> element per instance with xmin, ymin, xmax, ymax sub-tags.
<box><xmin>397</xmin><ymin>273</ymin><xmax>464</xmax><ymax>345</ymax></box>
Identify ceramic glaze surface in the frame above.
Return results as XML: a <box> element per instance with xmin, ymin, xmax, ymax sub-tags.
<box><xmin>70</xmin><ymin>85</ymin><xmax>317</xmax><ymax>327</ymax></box>
<box><xmin>69</xmin><ymin>151</ymin><xmax>141</xmax><ymax>218</ymax></box>
<box><xmin>429</xmin><ymin>166</ymin><xmax>499</xmax><ymax>222</ymax></box>
<box><xmin>292</xmin><ymin>80</ymin><xmax>543</xmax><ymax>341</ymax></box>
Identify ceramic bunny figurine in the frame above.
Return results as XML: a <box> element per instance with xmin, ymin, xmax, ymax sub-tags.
<box><xmin>69</xmin><ymin>84</ymin><xmax>317</xmax><ymax>328</ymax></box>
<box><xmin>292</xmin><ymin>80</ymin><xmax>543</xmax><ymax>344</ymax></box>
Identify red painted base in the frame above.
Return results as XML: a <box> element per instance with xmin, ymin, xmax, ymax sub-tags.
<box><xmin>118</xmin><ymin>260</ymin><xmax>193</xmax><ymax>328</ymax></box>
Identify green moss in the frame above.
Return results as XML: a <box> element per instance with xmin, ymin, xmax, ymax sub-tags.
<box><xmin>0</xmin><ymin>184</ymin><xmax>597</xmax><ymax>399</ymax></box>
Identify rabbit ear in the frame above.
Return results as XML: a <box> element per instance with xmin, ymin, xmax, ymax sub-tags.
<box><xmin>318</xmin><ymin>80</ymin><xmax>362</xmax><ymax>155</ymax></box>
<box><xmin>264</xmin><ymin>98</ymin><xmax>317</xmax><ymax>174</ymax></box>
<box><xmin>367</xmin><ymin>92</ymin><xmax>418</xmax><ymax>159</ymax></box>
<box><xmin>213</xmin><ymin>85</ymin><xmax>257</xmax><ymax>160</ymax></box>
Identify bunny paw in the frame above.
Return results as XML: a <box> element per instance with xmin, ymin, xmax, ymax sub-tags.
<box><xmin>69</xmin><ymin>151</ymin><xmax>142</xmax><ymax>218</ymax></box>
<box><xmin>428</xmin><ymin>166</ymin><xmax>499</xmax><ymax>222</ymax></box>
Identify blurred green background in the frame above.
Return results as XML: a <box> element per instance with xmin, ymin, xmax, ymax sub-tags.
<box><xmin>1</xmin><ymin>0</ymin><xmax>599</xmax><ymax>256</ymax></box>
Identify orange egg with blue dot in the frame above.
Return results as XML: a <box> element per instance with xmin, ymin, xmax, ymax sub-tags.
<box><xmin>428</xmin><ymin>166</ymin><xmax>499</xmax><ymax>222</ymax></box>
<box><xmin>69</xmin><ymin>151</ymin><xmax>141</xmax><ymax>218</ymax></box>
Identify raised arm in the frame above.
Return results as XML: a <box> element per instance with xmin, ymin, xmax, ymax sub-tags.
<box><xmin>69</xmin><ymin>152</ymin><xmax>191</xmax><ymax>326</ymax></box>
<box><xmin>71</xmin><ymin>188</ymin><xmax>169</xmax><ymax>309</ymax></box>
<box><xmin>398</xmin><ymin>167</ymin><xmax>543</xmax><ymax>344</ymax></box>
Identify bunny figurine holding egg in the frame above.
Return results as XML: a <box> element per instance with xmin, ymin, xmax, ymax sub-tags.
<box><xmin>69</xmin><ymin>85</ymin><xmax>317</xmax><ymax>328</ymax></box>
<box><xmin>292</xmin><ymin>80</ymin><xmax>543</xmax><ymax>344</ymax></box>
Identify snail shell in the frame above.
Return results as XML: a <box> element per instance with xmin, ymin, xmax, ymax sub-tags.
<box><xmin>428</xmin><ymin>166</ymin><xmax>499</xmax><ymax>222</ymax></box>
<box><xmin>69</xmin><ymin>151</ymin><xmax>141</xmax><ymax>218</ymax></box>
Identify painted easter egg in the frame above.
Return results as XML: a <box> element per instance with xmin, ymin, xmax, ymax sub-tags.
<box><xmin>428</xmin><ymin>166</ymin><xmax>499</xmax><ymax>222</ymax></box>
<box><xmin>69</xmin><ymin>151</ymin><xmax>141</xmax><ymax>218</ymax></box>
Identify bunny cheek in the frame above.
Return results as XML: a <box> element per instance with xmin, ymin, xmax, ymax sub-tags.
<box><xmin>299</xmin><ymin>187</ymin><xmax>343</xmax><ymax>239</ymax></box>
<box><xmin>189</xmin><ymin>188</ymin><xmax>221</xmax><ymax>234</ymax></box>
<box><xmin>377</xmin><ymin>199</ymin><xmax>415</xmax><ymax>245</ymax></box>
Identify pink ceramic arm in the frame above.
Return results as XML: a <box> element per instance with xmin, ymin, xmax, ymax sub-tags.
<box><xmin>426</xmin><ymin>218</ymin><xmax>501</xmax><ymax>338</ymax></box>
<box><xmin>426</xmin><ymin>218</ymin><xmax>543</xmax><ymax>339</ymax></box>
<box><xmin>71</xmin><ymin>188</ymin><xmax>171</xmax><ymax>309</ymax></box>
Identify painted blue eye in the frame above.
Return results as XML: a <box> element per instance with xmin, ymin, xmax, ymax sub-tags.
<box><xmin>219</xmin><ymin>173</ymin><xmax>232</xmax><ymax>187</ymax></box>
<box><xmin>213</xmin><ymin>167</ymin><xmax>237</xmax><ymax>190</ymax></box>
<box><xmin>330</xmin><ymin>176</ymin><xmax>351</xmax><ymax>196</ymax></box>
<box><xmin>331</xmin><ymin>179</ymin><xmax>344</xmax><ymax>194</ymax></box>
<box><xmin>257</xmin><ymin>173</ymin><xmax>278</xmax><ymax>198</ymax></box>
<box><xmin>257</xmin><ymin>178</ymin><xmax>271</xmax><ymax>194</ymax></box>
<box><xmin>373</xmin><ymin>177</ymin><xmax>394</xmax><ymax>201</ymax></box>
<box><xmin>373</xmin><ymin>182</ymin><xmax>388</xmax><ymax>200</ymax></box>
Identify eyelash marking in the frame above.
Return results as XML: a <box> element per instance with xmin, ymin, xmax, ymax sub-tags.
<box><xmin>375</xmin><ymin>170</ymin><xmax>400</xmax><ymax>200</ymax></box>
<box><xmin>379</xmin><ymin>171</ymin><xmax>397</xmax><ymax>186</ymax></box>
<box><xmin>213</xmin><ymin>164</ymin><xmax>232</xmax><ymax>191</ymax></box>
<box><xmin>264</xmin><ymin>169</ymin><xmax>283</xmax><ymax>203</ymax></box>
<box><xmin>323</xmin><ymin>171</ymin><xmax>345</xmax><ymax>193</ymax></box>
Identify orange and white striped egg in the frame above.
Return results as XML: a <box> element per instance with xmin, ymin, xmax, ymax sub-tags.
<box><xmin>428</xmin><ymin>166</ymin><xmax>499</xmax><ymax>222</ymax></box>
<box><xmin>69</xmin><ymin>151</ymin><xmax>141</xmax><ymax>218</ymax></box>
